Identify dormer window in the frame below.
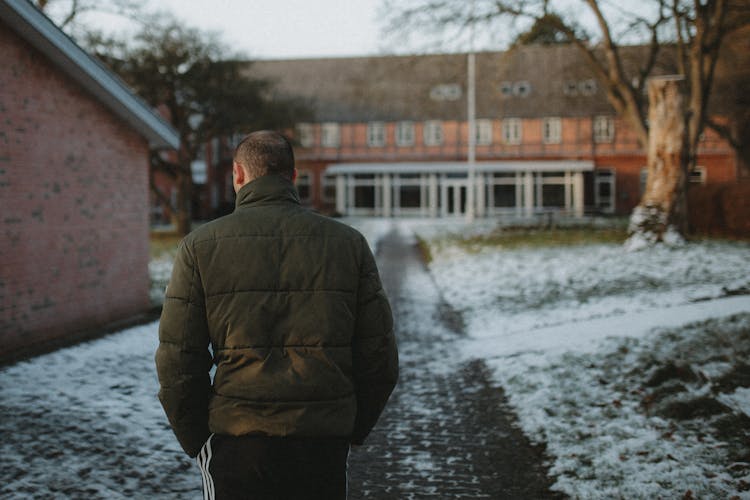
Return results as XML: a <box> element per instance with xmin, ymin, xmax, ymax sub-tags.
<box><xmin>513</xmin><ymin>81</ymin><xmax>531</xmax><ymax>97</ymax></box>
<box><xmin>579</xmin><ymin>79</ymin><xmax>597</xmax><ymax>95</ymax></box>
<box><xmin>500</xmin><ymin>81</ymin><xmax>514</xmax><ymax>97</ymax></box>
<box><xmin>430</xmin><ymin>84</ymin><xmax>462</xmax><ymax>101</ymax></box>
<box><xmin>563</xmin><ymin>81</ymin><xmax>578</xmax><ymax>96</ymax></box>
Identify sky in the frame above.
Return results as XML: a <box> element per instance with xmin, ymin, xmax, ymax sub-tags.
<box><xmin>75</xmin><ymin>0</ymin><xmax>392</xmax><ymax>60</ymax></box>
<box><xmin>154</xmin><ymin>0</ymin><xmax>386</xmax><ymax>59</ymax></box>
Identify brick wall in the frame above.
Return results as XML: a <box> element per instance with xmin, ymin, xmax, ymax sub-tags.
<box><xmin>0</xmin><ymin>22</ymin><xmax>151</xmax><ymax>356</ymax></box>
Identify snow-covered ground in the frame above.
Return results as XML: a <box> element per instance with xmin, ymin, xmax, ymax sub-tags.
<box><xmin>412</xmin><ymin>220</ymin><xmax>750</xmax><ymax>499</ymax></box>
<box><xmin>3</xmin><ymin>217</ymin><xmax>749</xmax><ymax>499</ymax></box>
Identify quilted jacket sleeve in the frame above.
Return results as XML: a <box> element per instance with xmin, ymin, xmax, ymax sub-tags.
<box><xmin>350</xmin><ymin>236</ymin><xmax>399</xmax><ymax>445</ymax></box>
<box><xmin>155</xmin><ymin>239</ymin><xmax>213</xmax><ymax>457</ymax></box>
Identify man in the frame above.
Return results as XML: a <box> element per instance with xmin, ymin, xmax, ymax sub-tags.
<box><xmin>155</xmin><ymin>131</ymin><xmax>398</xmax><ymax>499</ymax></box>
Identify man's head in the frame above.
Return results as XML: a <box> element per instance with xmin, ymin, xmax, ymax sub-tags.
<box><xmin>232</xmin><ymin>130</ymin><xmax>296</xmax><ymax>193</ymax></box>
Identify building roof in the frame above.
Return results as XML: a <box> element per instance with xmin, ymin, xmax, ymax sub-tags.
<box><xmin>0</xmin><ymin>0</ymin><xmax>179</xmax><ymax>149</ymax></box>
<box><xmin>250</xmin><ymin>45</ymin><xmax>674</xmax><ymax>123</ymax></box>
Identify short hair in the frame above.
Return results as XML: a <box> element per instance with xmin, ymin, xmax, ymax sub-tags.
<box><xmin>233</xmin><ymin>130</ymin><xmax>295</xmax><ymax>180</ymax></box>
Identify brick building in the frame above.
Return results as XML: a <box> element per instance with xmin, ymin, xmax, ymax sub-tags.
<box><xmin>0</xmin><ymin>0</ymin><xmax>179</xmax><ymax>359</ymax></box>
<box><xmin>186</xmin><ymin>44</ymin><xmax>741</xmax><ymax>221</ymax></box>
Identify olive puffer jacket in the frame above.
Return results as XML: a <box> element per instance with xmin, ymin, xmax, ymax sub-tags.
<box><xmin>155</xmin><ymin>175</ymin><xmax>399</xmax><ymax>457</ymax></box>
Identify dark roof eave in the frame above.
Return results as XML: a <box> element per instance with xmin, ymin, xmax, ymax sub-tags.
<box><xmin>0</xmin><ymin>0</ymin><xmax>179</xmax><ymax>150</ymax></box>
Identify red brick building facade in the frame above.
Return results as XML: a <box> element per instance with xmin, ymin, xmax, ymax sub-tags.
<box><xmin>242</xmin><ymin>48</ymin><xmax>740</xmax><ymax>219</ymax></box>
<box><xmin>0</xmin><ymin>0</ymin><xmax>178</xmax><ymax>359</ymax></box>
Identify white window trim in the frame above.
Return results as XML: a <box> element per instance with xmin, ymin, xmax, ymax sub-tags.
<box><xmin>690</xmin><ymin>166</ymin><xmax>707</xmax><ymax>184</ymax></box>
<box><xmin>321</xmin><ymin>122</ymin><xmax>340</xmax><ymax>148</ymax></box>
<box><xmin>475</xmin><ymin>119</ymin><xmax>493</xmax><ymax>145</ymax></box>
<box><xmin>367</xmin><ymin>122</ymin><xmax>386</xmax><ymax>147</ymax></box>
<box><xmin>502</xmin><ymin>118</ymin><xmax>522</xmax><ymax>145</ymax></box>
<box><xmin>396</xmin><ymin>121</ymin><xmax>415</xmax><ymax>147</ymax></box>
<box><xmin>593</xmin><ymin>116</ymin><xmax>615</xmax><ymax>143</ymax></box>
<box><xmin>423</xmin><ymin>120</ymin><xmax>444</xmax><ymax>146</ymax></box>
<box><xmin>542</xmin><ymin>117</ymin><xmax>562</xmax><ymax>144</ymax></box>
<box><xmin>297</xmin><ymin>123</ymin><xmax>315</xmax><ymax>148</ymax></box>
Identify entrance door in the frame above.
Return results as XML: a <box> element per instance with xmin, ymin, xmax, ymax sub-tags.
<box><xmin>444</xmin><ymin>181</ymin><xmax>467</xmax><ymax>216</ymax></box>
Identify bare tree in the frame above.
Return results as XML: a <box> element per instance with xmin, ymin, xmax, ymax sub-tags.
<box><xmin>384</xmin><ymin>0</ymin><xmax>750</xmax><ymax>245</ymax></box>
<box><xmin>34</xmin><ymin>0</ymin><xmax>144</xmax><ymax>31</ymax></box>
<box><xmin>86</xmin><ymin>17</ymin><xmax>308</xmax><ymax>235</ymax></box>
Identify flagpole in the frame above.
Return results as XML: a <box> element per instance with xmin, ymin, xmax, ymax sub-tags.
<box><xmin>466</xmin><ymin>2</ymin><xmax>477</xmax><ymax>222</ymax></box>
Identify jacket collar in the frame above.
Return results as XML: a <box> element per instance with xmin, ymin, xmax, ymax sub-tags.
<box><xmin>235</xmin><ymin>175</ymin><xmax>300</xmax><ymax>208</ymax></box>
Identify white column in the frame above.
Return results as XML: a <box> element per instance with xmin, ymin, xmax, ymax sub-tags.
<box><xmin>475</xmin><ymin>173</ymin><xmax>486</xmax><ymax>217</ymax></box>
<box><xmin>573</xmin><ymin>171</ymin><xmax>584</xmax><ymax>217</ymax></box>
<box><xmin>524</xmin><ymin>171</ymin><xmax>534</xmax><ymax>217</ymax></box>
<box><xmin>440</xmin><ymin>177</ymin><xmax>448</xmax><ymax>217</ymax></box>
<box><xmin>382</xmin><ymin>174</ymin><xmax>392</xmax><ymax>217</ymax></box>
<box><xmin>429</xmin><ymin>174</ymin><xmax>438</xmax><ymax>217</ymax></box>
<box><xmin>564</xmin><ymin>171</ymin><xmax>572</xmax><ymax>214</ymax></box>
<box><xmin>515</xmin><ymin>173</ymin><xmax>523</xmax><ymax>217</ymax></box>
<box><xmin>336</xmin><ymin>174</ymin><xmax>346</xmax><ymax>215</ymax></box>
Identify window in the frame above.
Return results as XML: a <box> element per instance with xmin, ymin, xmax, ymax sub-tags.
<box><xmin>543</xmin><ymin>117</ymin><xmax>562</xmax><ymax>144</ymax></box>
<box><xmin>191</xmin><ymin>144</ymin><xmax>207</xmax><ymax>184</ymax></box>
<box><xmin>430</xmin><ymin>84</ymin><xmax>462</xmax><ymax>101</ymax></box>
<box><xmin>499</xmin><ymin>81</ymin><xmax>514</xmax><ymax>97</ymax></box>
<box><xmin>579</xmin><ymin>79</ymin><xmax>597</xmax><ymax>95</ymax></box>
<box><xmin>296</xmin><ymin>123</ymin><xmax>314</xmax><ymax>148</ymax></box>
<box><xmin>593</xmin><ymin>116</ymin><xmax>615</xmax><ymax>143</ymax></box>
<box><xmin>594</xmin><ymin>168</ymin><xmax>616</xmax><ymax>213</ymax></box>
<box><xmin>321</xmin><ymin>173</ymin><xmax>337</xmax><ymax>202</ymax></box>
<box><xmin>690</xmin><ymin>166</ymin><xmax>706</xmax><ymax>184</ymax></box>
<box><xmin>321</xmin><ymin>123</ymin><xmax>340</xmax><ymax>148</ymax></box>
<box><xmin>296</xmin><ymin>171</ymin><xmax>312</xmax><ymax>202</ymax></box>
<box><xmin>502</xmin><ymin>118</ymin><xmax>522</xmax><ymax>145</ymax></box>
<box><xmin>563</xmin><ymin>81</ymin><xmax>579</xmax><ymax>96</ymax></box>
<box><xmin>475</xmin><ymin>119</ymin><xmax>493</xmax><ymax>145</ymax></box>
<box><xmin>513</xmin><ymin>81</ymin><xmax>531</xmax><ymax>97</ymax></box>
<box><xmin>396</xmin><ymin>121</ymin><xmax>415</xmax><ymax>147</ymax></box>
<box><xmin>367</xmin><ymin>122</ymin><xmax>386</xmax><ymax>147</ymax></box>
<box><xmin>423</xmin><ymin>121</ymin><xmax>444</xmax><ymax>146</ymax></box>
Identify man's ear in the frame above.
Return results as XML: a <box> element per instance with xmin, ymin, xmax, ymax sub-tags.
<box><xmin>233</xmin><ymin>161</ymin><xmax>246</xmax><ymax>193</ymax></box>
<box><xmin>291</xmin><ymin>168</ymin><xmax>298</xmax><ymax>183</ymax></box>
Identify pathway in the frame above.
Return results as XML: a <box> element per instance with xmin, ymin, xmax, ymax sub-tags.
<box><xmin>347</xmin><ymin>227</ymin><xmax>563</xmax><ymax>499</ymax></box>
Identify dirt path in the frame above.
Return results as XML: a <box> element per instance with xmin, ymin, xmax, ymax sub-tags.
<box><xmin>347</xmin><ymin>227</ymin><xmax>564</xmax><ymax>499</ymax></box>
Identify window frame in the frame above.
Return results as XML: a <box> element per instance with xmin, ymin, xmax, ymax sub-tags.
<box><xmin>395</xmin><ymin>121</ymin><xmax>415</xmax><ymax>147</ymax></box>
<box><xmin>321</xmin><ymin>122</ymin><xmax>340</xmax><ymax>148</ymax></box>
<box><xmin>502</xmin><ymin>118</ymin><xmax>522</xmax><ymax>145</ymax></box>
<box><xmin>423</xmin><ymin>120</ymin><xmax>444</xmax><ymax>146</ymax></box>
<box><xmin>366</xmin><ymin>122</ymin><xmax>386</xmax><ymax>147</ymax></box>
<box><xmin>542</xmin><ymin>117</ymin><xmax>562</xmax><ymax>144</ymax></box>
<box><xmin>593</xmin><ymin>116</ymin><xmax>615</xmax><ymax>143</ymax></box>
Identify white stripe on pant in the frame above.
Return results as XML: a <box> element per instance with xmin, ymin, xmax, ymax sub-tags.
<box><xmin>197</xmin><ymin>434</ymin><xmax>215</xmax><ymax>500</ymax></box>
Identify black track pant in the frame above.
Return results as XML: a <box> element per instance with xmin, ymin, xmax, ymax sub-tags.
<box><xmin>196</xmin><ymin>434</ymin><xmax>350</xmax><ymax>500</ymax></box>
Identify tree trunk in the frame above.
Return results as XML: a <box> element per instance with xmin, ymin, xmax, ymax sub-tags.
<box><xmin>625</xmin><ymin>76</ymin><xmax>689</xmax><ymax>251</ymax></box>
<box><xmin>171</xmin><ymin>167</ymin><xmax>193</xmax><ymax>236</ymax></box>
